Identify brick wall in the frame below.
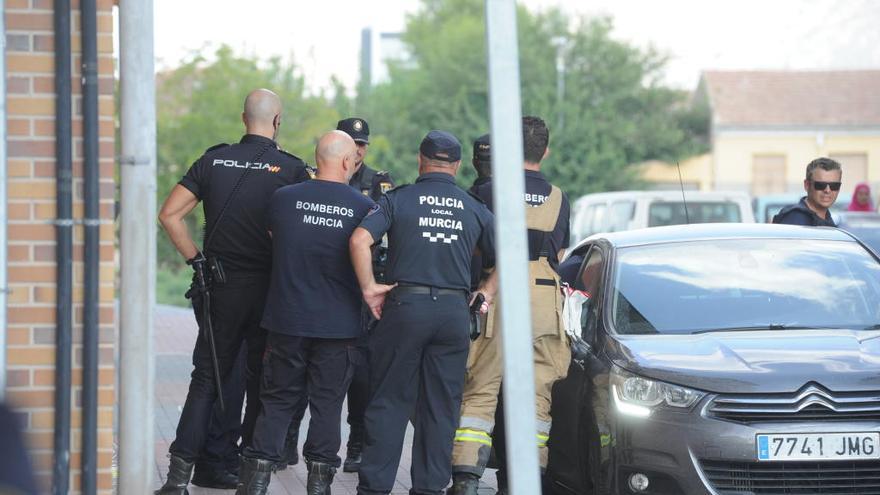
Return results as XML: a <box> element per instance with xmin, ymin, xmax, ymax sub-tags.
<box><xmin>5</xmin><ymin>0</ymin><xmax>116</xmax><ymax>492</ymax></box>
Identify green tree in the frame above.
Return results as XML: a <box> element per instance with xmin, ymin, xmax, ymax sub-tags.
<box><xmin>155</xmin><ymin>46</ymin><xmax>339</xmax><ymax>302</ymax></box>
<box><xmin>359</xmin><ymin>0</ymin><xmax>708</xmax><ymax>195</ymax></box>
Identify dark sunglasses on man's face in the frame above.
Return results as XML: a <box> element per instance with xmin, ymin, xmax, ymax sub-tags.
<box><xmin>811</xmin><ymin>180</ymin><xmax>842</xmax><ymax>191</ymax></box>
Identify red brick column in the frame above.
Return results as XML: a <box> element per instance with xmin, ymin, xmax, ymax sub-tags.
<box><xmin>5</xmin><ymin>0</ymin><xmax>116</xmax><ymax>492</ymax></box>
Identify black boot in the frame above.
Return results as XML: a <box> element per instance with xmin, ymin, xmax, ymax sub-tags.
<box><xmin>235</xmin><ymin>457</ymin><xmax>274</xmax><ymax>495</ymax></box>
<box><xmin>306</xmin><ymin>460</ymin><xmax>336</xmax><ymax>495</ymax></box>
<box><xmin>448</xmin><ymin>473</ymin><xmax>480</xmax><ymax>495</ymax></box>
<box><xmin>191</xmin><ymin>465</ymin><xmax>238</xmax><ymax>489</ymax></box>
<box><xmin>276</xmin><ymin>424</ymin><xmax>300</xmax><ymax>470</ymax></box>
<box><xmin>342</xmin><ymin>424</ymin><xmax>363</xmax><ymax>473</ymax></box>
<box><xmin>154</xmin><ymin>455</ymin><xmax>194</xmax><ymax>495</ymax></box>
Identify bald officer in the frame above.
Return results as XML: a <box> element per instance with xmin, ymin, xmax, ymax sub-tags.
<box><xmin>156</xmin><ymin>89</ymin><xmax>311</xmax><ymax>494</ymax></box>
<box><xmin>351</xmin><ymin>130</ymin><xmax>497</xmax><ymax>495</ymax></box>
<box><xmin>236</xmin><ymin>131</ymin><xmax>375</xmax><ymax>495</ymax></box>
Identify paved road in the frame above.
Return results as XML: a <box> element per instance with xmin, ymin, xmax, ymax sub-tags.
<box><xmin>153</xmin><ymin>304</ymin><xmax>497</xmax><ymax>494</ymax></box>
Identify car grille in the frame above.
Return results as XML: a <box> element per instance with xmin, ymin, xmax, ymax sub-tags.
<box><xmin>708</xmin><ymin>383</ymin><xmax>880</xmax><ymax>423</ymax></box>
<box><xmin>701</xmin><ymin>459</ymin><xmax>880</xmax><ymax>494</ymax></box>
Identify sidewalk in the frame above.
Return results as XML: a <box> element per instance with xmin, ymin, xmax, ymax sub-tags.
<box><xmin>153</xmin><ymin>304</ymin><xmax>497</xmax><ymax>494</ymax></box>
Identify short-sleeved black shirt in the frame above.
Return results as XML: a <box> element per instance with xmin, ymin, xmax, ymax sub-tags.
<box><xmin>470</xmin><ymin>170</ymin><xmax>571</xmax><ymax>266</ymax></box>
<box><xmin>261</xmin><ymin>180</ymin><xmax>375</xmax><ymax>338</ymax></box>
<box><xmin>179</xmin><ymin>134</ymin><xmax>311</xmax><ymax>274</ymax></box>
<box><xmin>359</xmin><ymin>172</ymin><xmax>495</xmax><ymax>291</ymax></box>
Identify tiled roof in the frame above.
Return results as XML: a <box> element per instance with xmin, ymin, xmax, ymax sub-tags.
<box><xmin>700</xmin><ymin>70</ymin><xmax>880</xmax><ymax>128</ymax></box>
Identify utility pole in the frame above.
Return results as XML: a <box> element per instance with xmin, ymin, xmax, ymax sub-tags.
<box><xmin>551</xmin><ymin>36</ymin><xmax>567</xmax><ymax>133</ymax></box>
<box><xmin>118</xmin><ymin>0</ymin><xmax>157</xmax><ymax>491</ymax></box>
<box><xmin>484</xmin><ymin>1</ymin><xmax>542</xmax><ymax>494</ymax></box>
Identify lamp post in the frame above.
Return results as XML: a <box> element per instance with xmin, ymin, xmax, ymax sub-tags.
<box><xmin>551</xmin><ymin>36</ymin><xmax>567</xmax><ymax>132</ymax></box>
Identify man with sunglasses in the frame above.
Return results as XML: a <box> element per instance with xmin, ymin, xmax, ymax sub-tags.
<box><xmin>773</xmin><ymin>157</ymin><xmax>842</xmax><ymax>227</ymax></box>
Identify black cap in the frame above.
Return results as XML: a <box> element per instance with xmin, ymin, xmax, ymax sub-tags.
<box><xmin>420</xmin><ymin>130</ymin><xmax>462</xmax><ymax>162</ymax></box>
<box><xmin>473</xmin><ymin>133</ymin><xmax>491</xmax><ymax>162</ymax></box>
<box><xmin>336</xmin><ymin>117</ymin><xmax>370</xmax><ymax>144</ymax></box>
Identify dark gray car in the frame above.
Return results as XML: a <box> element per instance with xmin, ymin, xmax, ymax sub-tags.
<box><xmin>546</xmin><ymin>223</ymin><xmax>880</xmax><ymax>495</ymax></box>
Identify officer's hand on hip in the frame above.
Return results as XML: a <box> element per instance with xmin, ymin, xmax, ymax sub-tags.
<box><xmin>363</xmin><ymin>283</ymin><xmax>396</xmax><ymax>320</ymax></box>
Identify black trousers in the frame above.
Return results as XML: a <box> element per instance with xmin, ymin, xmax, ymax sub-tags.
<box><xmin>169</xmin><ymin>274</ymin><xmax>269</xmax><ymax>463</ymax></box>
<box><xmin>357</xmin><ymin>288</ymin><xmax>470</xmax><ymax>495</ymax></box>
<box><xmin>287</xmin><ymin>310</ymin><xmax>374</xmax><ymax>442</ymax></box>
<box><xmin>196</xmin><ymin>345</ymin><xmax>247</xmax><ymax>473</ymax></box>
<box><xmin>246</xmin><ymin>332</ymin><xmax>359</xmax><ymax>466</ymax></box>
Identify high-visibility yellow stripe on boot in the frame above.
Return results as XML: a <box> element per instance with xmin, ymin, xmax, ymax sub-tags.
<box><xmin>454</xmin><ymin>428</ymin><xmax>493</xmax><ymax>447</ymax></box>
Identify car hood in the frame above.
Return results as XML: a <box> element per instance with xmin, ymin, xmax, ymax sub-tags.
<box><xmin>606</xmin><ymin>329</ymin><xmax>880</xmax><ymax>394</ymax></box>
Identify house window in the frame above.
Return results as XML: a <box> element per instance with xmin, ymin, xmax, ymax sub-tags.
<box><xmin>751</xmin><ymin>154</ymin><xmax>787</xmax><ymax>195</ymax></box>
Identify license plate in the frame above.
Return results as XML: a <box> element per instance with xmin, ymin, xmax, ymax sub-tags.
<box><xmin>757</xmin><ymin>433</ymin><xmax>880</xmax><ymax>461</ymax></box>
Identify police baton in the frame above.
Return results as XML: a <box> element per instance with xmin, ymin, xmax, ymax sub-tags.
<box><xmin>193</xmin><ymin>259</ymin><xmax>225</xmax><ymax>412</ymax></box>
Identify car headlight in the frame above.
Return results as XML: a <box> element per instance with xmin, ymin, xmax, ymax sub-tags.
<box><xmin>611</xmin><ymin>367</ymin><xmax>705</xmax><ymax>417</ymax></box>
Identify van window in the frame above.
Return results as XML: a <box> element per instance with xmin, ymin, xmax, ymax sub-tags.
<box><xmin>591</xmin><ymin>204</ymin><xmax>608</xmax><ymax>234</ymax></box>
<box><xmin>608</xmin><ymin>201</ymin><xmax>634</xmax><ymax>232</ymax></box>
<box><xmin>648</xmin><ymin>201</ymin><xmax>741</xmax><ymax>227</ymax></box>
<box><xmin>573</xmin><ymin>204</ymin><xmax>595</xmax><ymax>241</ymax></box>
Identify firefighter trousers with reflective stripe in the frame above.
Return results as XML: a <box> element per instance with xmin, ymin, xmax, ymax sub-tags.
<box><xmin>450</xmin><ymin>319</ymin><xmax>570</xmax><ymax>475</ymax></box>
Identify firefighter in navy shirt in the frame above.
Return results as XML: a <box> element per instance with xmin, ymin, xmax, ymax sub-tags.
<box><xmin>280</xmin><ymin>117</ymin><xmax>397</xmax><ymax>473</ymax></box>
<box><xmin>236</xmin><ymin>131</ymin><xmax>374</xmax><ymax>494</ymax></box>
<box><xmin>155</xmin><ymin>89</ymin><xmax>311</xmax><ymax>494</ymax></box>
<box><xmin>350</xmin><ymin>130</ymin><xmax>497</xmax><ymax>495</ymax></box>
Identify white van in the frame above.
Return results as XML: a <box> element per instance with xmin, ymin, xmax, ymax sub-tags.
<box><xmin>570</xmin><ymin>190</ymin><xmax>755</xmax><ymax>244</ymax></box>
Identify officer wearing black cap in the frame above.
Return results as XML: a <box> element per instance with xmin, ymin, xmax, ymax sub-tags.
<box><xmin>155</xmin><ymin>89</ymin><xmax>311</xmax><ymax>494</ymax></box>
<box><xmin>350</xmin><ymin>130</ymin><xmax>498</xmax><ymax>495</ymax></box>
<box><xmin>469</xmin><ymin>133</ymin><xmax>492</xmax><ymax>194</ymax></box>
<box><xmin>337</xmin><ymin>117</ymin><xmax>395</xmax><ymax>201</ymax></box>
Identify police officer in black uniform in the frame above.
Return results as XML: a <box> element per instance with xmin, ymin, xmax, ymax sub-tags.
<box><xmin>280</xmin><ymin>117</ymin><xmax>396</xmax><ymax>473</ymax></box>
<box><xmin>350</xmin><ymin>130</ymin><xmax>498</xmax><ymax>495</ymax></box>
<box><xmin>469</xmin><ymin>133</ymin><xmax>492</xmax><ymax>194</ymax></box>
<box><xmin>155</xmin><ymin>89</ymin><xmax>311</xmax><ymax>495</ymax></box>
<box><xmin>339</xmin><ymin>117</ymin><xmax>395</xmax><ymax>199</ymax></box>
<box><xmin>235</xmin><ymin>130</ymin><xmax>375</xmax><ymax>495</ymax></box>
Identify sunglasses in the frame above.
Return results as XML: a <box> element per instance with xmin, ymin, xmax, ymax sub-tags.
<box><xmin>811</xmin><ymin>180</ymin><xmax>842</xmax><ymax>191</ymax></box>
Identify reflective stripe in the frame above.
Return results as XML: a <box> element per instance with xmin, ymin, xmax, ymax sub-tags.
<box><xmin>536</xmin><ymin>433</ymin><xmax>549</xmax><ymax>447</ymax></box>
<box><xmin>455</xmin><ymin>429</ymin><xmax>493</xmax><ymax>447</ymax></box>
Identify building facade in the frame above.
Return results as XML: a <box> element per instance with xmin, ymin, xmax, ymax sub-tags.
<box><xmin>701</xmin><ymin>70</ymin><xmax>880</xmax><ymax>198</ymax></box>
<box><xmin>5</xmin><ymin>0</ymin><xmax>117</xmax><ymax>492</ymax></box>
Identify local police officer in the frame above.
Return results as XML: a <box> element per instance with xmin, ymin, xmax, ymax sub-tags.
<box><xmin>350</xmin><ymin>130</ymin><xmax>497</xmax><ymax>495</ymax></box>
<box><xmin>155</xmin><ymin>89</ymin><xmax>311</xmax><ymax>495</ymax></box>
<box><xmin>280</xmin><ymin>117</ymin><xmax>396</xmax><ymax>473</ymax></box>
<box><xmin>235</xmin><ymin>131</ymin><xmax>374</xmax><ymax>495</ymax></box>
<box><xmin>450</xmin><ymin>116</ymin><xmax>572</xmax><ymax>494</ymax></box>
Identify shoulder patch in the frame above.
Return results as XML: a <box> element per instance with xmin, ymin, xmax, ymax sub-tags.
<box><xmin>205</xmin><ymin>143</ymin><xmax>229</xmax><ymax>153</ymax></box>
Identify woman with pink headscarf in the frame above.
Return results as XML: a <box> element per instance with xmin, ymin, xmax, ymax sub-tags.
<box><xmin>848</xmin><ymin>182</ymin><xmax>875</xmax><ymax>212</ymax></box>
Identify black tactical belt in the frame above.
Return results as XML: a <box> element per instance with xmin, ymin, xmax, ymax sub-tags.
<box><xmin>393</xmin><ymin>284</ymin><xmax>467</xmax><ymax>296</ymax></box>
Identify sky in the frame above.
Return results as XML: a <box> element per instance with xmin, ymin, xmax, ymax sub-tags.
<box><xmin>153</xmin><ymin>0</ymin><xmax>880</xmax><ymax>93</ymax></box>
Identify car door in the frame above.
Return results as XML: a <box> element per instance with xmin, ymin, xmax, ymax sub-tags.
<box><xmin>547</xmin><ymin>245</ymin><xmax>607</xmax><ymax>495</ymax></box>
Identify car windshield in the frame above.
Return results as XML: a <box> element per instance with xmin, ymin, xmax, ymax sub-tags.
<box><xmin>611</xmin><ymin>239</ymin><xmax>880</xmax><ymax>335</ymax></box>
<box><xmin>648</xmin><ymin>201</ymin><xmax>740</xmax><ymax>227</ymax></box>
